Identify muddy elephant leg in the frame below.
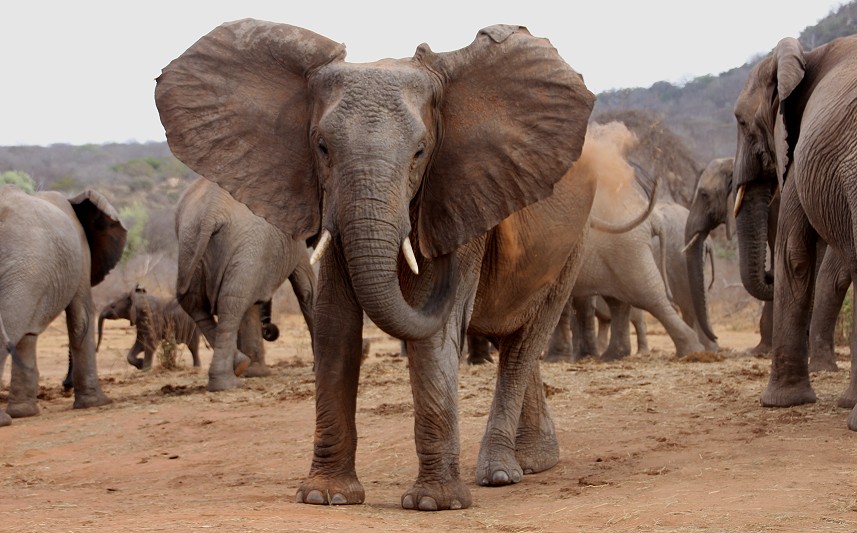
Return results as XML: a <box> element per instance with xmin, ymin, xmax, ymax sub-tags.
<box><xmin>601</xmin><ymin>297</ymin><xmax>633</xmax><ymax>361</ymax></box>
<box><xmin>544</xmin><ymin>298</ymin><xmax>573</xmax><ymax>362</ymax></box>
<box><xmin>809</xmin><ymin>249</ymin><xmax>849</xmax><ymax>372</ymax></box>
<box><xmin>570</xmin><ymin>296</ymin><xmax>598</xmax><ymax>360</ymax></box>
<box><xmin>514</xmin><ymin>361</ymin><xmax>558</xmax><ymax>475</ymax></box>
<box><xmin>760</xmin><ymin>180</ymin><xmax>818</xmax><ymax>407</ymax></box>
<box><xmin>296</xmin><ymin>255</ymin><xmax>366</xmax><ymax>506</ymax></box>
<box><xmin>630</xmin><ymin>308</ymin><xmax>649</xmax><ymax>355</ymax></box>
<box><xmin>241</xmin><ymin>305</ymin><xmax>271</xmax><ymax>378</ymax></box>
<box><xmin>67</xmin><ymin>289</ymin><xmax>110</xmax><ymax>409</ymax></box>
<box><xmin>6</xmin><ymin>334</ymin><xmax>40</xmax><ymax>418</ymax></box>
<box><xmin>749</xmin><ymin>301</ymin><xmax>773</xmax><ymax>355</ymax></box>
<box><xmin>126</xmin><ymin>341</ymin><xmax>145</xmax><ymax>369</ymax></box>
<box><xmin>466</xmin><ymin>335</ymin><xmax>493</xmax><ymax>365</ymax></box>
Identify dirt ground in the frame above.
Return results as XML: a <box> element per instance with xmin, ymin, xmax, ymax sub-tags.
<box><xmin>2</xmin><ymin>314</ymin><xmax>857</xmax><ymax>533</ymax></box>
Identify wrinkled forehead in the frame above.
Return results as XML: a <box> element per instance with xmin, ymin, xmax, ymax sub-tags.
<box><xmin>735</xmin><ymin>59</ymin><xmax>773</xmax><ymax>117</ymax></box>
<box><xmin>311</xmin><ymin>59</ymin><xmax>435</xmax><ymax>107</ymax></box>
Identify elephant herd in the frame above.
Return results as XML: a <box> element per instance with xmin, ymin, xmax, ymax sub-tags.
<box><xmin>2</xmin><ymin>19</ymin><xmax>857</xmax><ymax>512</ymax></box>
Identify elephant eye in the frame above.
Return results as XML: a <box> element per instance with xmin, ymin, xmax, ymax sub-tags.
<box><xmin>317</xmin><ymin>140</ymin><xmax>329</xmax><ymax>157</ymax></box>
<box><xmin>414</xmin><ymin>143</ymin><xmax>425</xmax><ymax>159</ymax></box>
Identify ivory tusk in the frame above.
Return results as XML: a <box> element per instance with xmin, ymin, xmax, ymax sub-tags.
<box><xmin>402</xmin><ymin>237</ymin><xmax>419</xmax><ymax>275</ymax></box>
<box><xmin>310</xmin><ymin>229</ymin><xmax>332</xmax><ymax>265</ymax></box>
<box><xmin>681</xmin><ymin>233</ymin><xmax>700</xmax><ymax>255</ymax></box>
<box><xmin>733</xmin><ymin>184</ymin><xmax>745</xmax><ymax>218</ymax></box>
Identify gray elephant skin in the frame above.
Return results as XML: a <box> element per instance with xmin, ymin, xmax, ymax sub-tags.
<box><xmin>156</xmin><ymin>20</ymin><xmax>596</xmax><ymax>511</ymax></box>
<box><xmin>97</xmin><ymin>284</ymin><xmax>202</xmax><ymax>370</ymax></box>
<box><xmin>0</xmin><ymin>185</ymin><xmax>126</xmax><ymax>427</ymax></box>
<box><xmin>175</xmin><ymin>177</ymin><xmax>316</xmax><ymax>391</ymax></box>
<box><xmin>731</xmin><ymin>34</ymin><xmax>857</xmax><ymax>429</ymax></box>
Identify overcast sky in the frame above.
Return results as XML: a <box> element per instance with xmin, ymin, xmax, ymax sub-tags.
<box><xmin>0</xmin><ymin>0</ymin><xmax>845</xmax><ymax>146</ymax></box>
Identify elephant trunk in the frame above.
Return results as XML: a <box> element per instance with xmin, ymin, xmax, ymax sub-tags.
<box><xmin>96</xmin><ymin>309</ymin><xmax>108</xmax><ymax>352</ymax></box>
<box><xmin>736</xmin><ymin>182</ymin><xmax>774</xmax><ymax>302</ymax></box>
<box><xmin>684</xmin><ymin>227</ymin><xmax>717</xmax><ymax>342</ymax></box>
<box><xmin>340</xmin><ymin>213</ymin><xmax>456</xmax><ymax>341</ymax></box>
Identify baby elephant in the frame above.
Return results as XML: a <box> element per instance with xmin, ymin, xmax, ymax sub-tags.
<box><xmin>97</xmin><ymin>284</ymin><xmax>201</xmax><ymax>370</ymax></box>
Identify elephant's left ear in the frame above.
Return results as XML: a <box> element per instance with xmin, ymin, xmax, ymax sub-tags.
<box><xmin>773</xmin><ymin>37</ymin><xmax>806</xmax><ymax>188</ymax></box>
<box><xmin>414</xmin><ymin>25</ymin><xmax>595</xmax><ymax>257</ymax></box>
<box><xmin>68</xmin><ymin>190</ymin><xmax>128</xmax><ymax>286</ymax></box>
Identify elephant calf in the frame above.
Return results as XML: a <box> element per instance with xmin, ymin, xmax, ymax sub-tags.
<box><xmin>97</xmin><ymin>284</ymin><xmax>201</xmax><ymax>370</ymax></box>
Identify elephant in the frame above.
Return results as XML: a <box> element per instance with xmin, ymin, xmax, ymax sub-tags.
<box><xmin>156</xmin><ymin>20</ymin><xmax>601</xmax><ymax>510</ymax></box>
<box><xmin>0</xmin><ymin>185</ymin><xmax>125</xmax><ymax>427</ymax></box>
<box><xmin>731</xmin><ymin>34</ymin><xmax>857</xmax><ymax>429</ymax></box>
<box><xmin>96</xmin><ymin>284</ymin><xmax>202</xmax><ymax>370</ymax></box>
<box><xmin>686</xmin><ymin>157</ymin><xmax>849</xmax><ymax>369</ymax></box>
<box><xmin>175</xmin><ymin>177</ymin><xmax>316</xmax><ymax>390</ymax></box>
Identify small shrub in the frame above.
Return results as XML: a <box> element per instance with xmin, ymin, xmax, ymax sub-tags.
<box><xmin>0</xmin><ymin>170</ymin><xmax>36</xmax><ymax>194</ymax></box>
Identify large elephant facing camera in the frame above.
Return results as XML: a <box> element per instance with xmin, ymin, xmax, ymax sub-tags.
<box><xmin>157</xmin><ymin>20</ymin><xmax>597</xmax><ymax>511</ymax></box>
<box><xmin>732</xmin><ymin>34</ymin><xmax>857</xmax><ymax>429</ymax></box>
<box><xmin>0</xmin><ymin>185</ymin><xmax>125</xmax><ymax>427</ymax></box>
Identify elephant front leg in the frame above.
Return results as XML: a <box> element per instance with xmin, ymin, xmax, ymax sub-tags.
<box><xmin>66</xmin><ymin>291</ymin><xmax>110</xmax><ymax>409</ymax></box>
<box><xmin>514</xmin><ymin>362</ymin><xmax>559</xmax><ymax>475</ymax></box>
<box><xmin>6</xmin><ymin>334</ymin><xmax>40</xmax><ymax>418</ymax></box>
<box><xmin>761</xmin><ymin>181</ymin><xmax>818</xmax><ymax>407</ymax></box>
<box><xmin>296</xmin><ymin>259</ymin><xmax>365</xmax><ymax>506</ymax></box>
<box><xmin>401</xmin><ymin>334</ymin><xmax>471</xmax><ymax>511</ymax></box>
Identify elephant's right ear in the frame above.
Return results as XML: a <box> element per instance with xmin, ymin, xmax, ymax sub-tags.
<box><xmin>68</xmin><ymin>190</ymin><xmax>127</xmax><ymax>286</ymax></box>
<box><xmin>155</xmin><ymin>19</ymin><xmax>346</xmax><ymax>240</ymax></box>
<box><xmin>772</xmin><ymin>37</ymin><xmax>806</xmax><ymax>188</ymax></box>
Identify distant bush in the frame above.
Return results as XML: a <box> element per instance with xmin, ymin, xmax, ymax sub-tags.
<box><xmin>0</xmin><ymin>170</ymin><xmax>36</xmax><ymax>194</ymax></box>
<box><xmin>120</xmin><ymin>204</ymin><xmax>149</xmax><ymax>262</ymax></box>
<box><xmin>48</xmin><ymin>175</ymin><xmax>80</xmax><ymax>192</ymax></box>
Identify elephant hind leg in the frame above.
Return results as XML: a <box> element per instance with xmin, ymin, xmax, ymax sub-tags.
<box><xmin>6</xmin><ymin>334</ymin><xmax>40</xmax><ymax>418</ymax></box>
<box><xmin>514</xmin><ymin>362</ymin><xmax>558</xmax><ymax>475</ymax></box>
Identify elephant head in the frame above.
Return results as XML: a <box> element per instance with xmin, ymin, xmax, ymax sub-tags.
<box><xmin>733</xmin><ymin>37</ymin><xmax>805</xmax><ymax>302</ymax></box>
<box><xmin>684</xmin><ymin>157</ymin><xmax>734</xmax><ymax>341</ymax></box>
<box><xmin>97</xmin><ymin>292</ymin><xmax>134</xmax><ymax>351</ymax></box>
<box><xmin>156</xmin><ymin>20</ymin><xmax>594</xmax><ymax>340</ymax></box>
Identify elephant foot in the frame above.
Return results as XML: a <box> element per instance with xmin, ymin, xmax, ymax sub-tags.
<box><xmin>836</xmin><ymin>386</ymin><xmax>857</xmax><ymax>409</ymax></box>
<box><xmin>73</xmin><ymin>390</ymin><xmax>111</xmax><ymax>410</ymax></box>
<box><xmin>674</xmin><ymin>340</ymin><xmax>705</xmax><ymax>358</ymax></box>
<box><xmin>476</xmin><ymin>447</ymin><xmax>523</xmax><ymax>486</ymax></box>
<box><xmin>6</xmin><ymin>401</ymin><xmax>39</xmax><ymax>418</ymax></box>
<box><xmin>760</xmin><ymin>378</ymin><xmax>817</xmax><ymax>407</ymax></box>
<box><xmin>0</xmin><ymin>411</ymin><xmax>11</xmax><ymax>427</ymax></box>
<box><xmin>233</xmin><ymin>352</ymin><xmax>251</xmax><ymax>377</ymax></box>
<box><xmin>207</xmin><ymin>372</ymin><xmax>242</xmax><ymax>392</ymax></box>
<box><xmin>515</xmin><ymin>426</ymin><xmax>559</xmax><ymax>475</ymax></box>
<box><xmin>600</xmin><ymin>347</ymin><xmax>631</xmax><ymax>362</ymax></box>
<box><xmin>809</xmin><ymin>355</ymin><xmax>839</xmax><ymax>373</ymax></box>
<box><xmin>296</xmin><ymin>473</ymin><xmax>365</xmax><ymax>506</ymax></box>
<box><xmin>128</xmin><ymin>357</ymin><xmax>144</xmax><ymax>370</ymax></box>
<box><xmin>401</xmin><ymin>478</ymin><xmax>472</xmax><ymax>511</ymax></box>
<box><xmin>243</xmin><ymin>362</ymin><xmax>272</xmax><ymax>378</ymax></box>
<box><xmin>848</xmin><ymin>405</ymin><xmax>857</xmax><ymax>431</ymax></box>
<box><xmin>748</xmin><ymin>342</ymin><xmax>772</xmax><ymax>357</ymax></box>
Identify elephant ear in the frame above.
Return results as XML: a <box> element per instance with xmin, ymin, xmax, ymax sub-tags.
<box><xmin>68</xmin><ymin>190</ymin><xmax>127</xmax><ymax>286</ymax></box>
<box><xmin>155</xmin><ymin>19</ymin><xmax>346</xmax><ymax>240</ymax></box>
<box><xmin>772</xmin><ymin>37</ymin><xmax>806</xmax><ymax>188</ymax></box>
<box><xmin>414</xmin><ymin>25</ymin><xmax>595</xmax><ymax>257</ymax></box>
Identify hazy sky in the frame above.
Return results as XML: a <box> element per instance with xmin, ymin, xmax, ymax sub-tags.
<box><xmin>0</xmin><ymin>0</ymin><xmax>844</xmax><ymax>146</ymax></box>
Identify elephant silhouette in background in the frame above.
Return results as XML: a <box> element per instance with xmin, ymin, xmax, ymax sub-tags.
<box><xmin>156</xmin><ymin>20</ymin><xmax>600</xmax><ymax>510</ymax></box>
<box><xmin>0</xmin><ymin>185</ymin><xmax>125</xmax><ymax>427</ymax></box>
<box><xmin>731</xmin><ymin>34</ymin><xmax>857</xmax><ymax>429</ymax></box>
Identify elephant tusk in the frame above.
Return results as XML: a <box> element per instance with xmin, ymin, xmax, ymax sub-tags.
<box><xmin>402</xmin><ymin>237</ymin><xmax>419</xmax><ymax>275</ymax></box>
<box><xmin>681</xmin><ymin>233</ymin><xmax>700</xmax><ymax>255</ymax></box>
<box><xmin>733</xmin><ymin>184</ymin><xmax>745</xmax><ymax>218</ymax></box>
<box><xmin>310</xmin><ymin>229</ymin><xmax>332</xmax><ymax>265</ymax></box>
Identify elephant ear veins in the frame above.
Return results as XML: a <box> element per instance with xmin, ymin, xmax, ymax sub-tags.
<box><xmin>414</xmin><ymin>25</ymin><xmax>595</xmax><ymax>258</ymax></box>
<box><xmin>68</xmin><ymin>190</ymin><xmax>127</xmax><ymax>286</ymax></box>
<box><xmin>155</xmin><ymin>19</ymin><xmax>346</xmax><ymax>241</ymax></box>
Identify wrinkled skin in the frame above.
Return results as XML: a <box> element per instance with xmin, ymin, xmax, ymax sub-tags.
<box><xmin>175</xmin><ymin>178</ymin><xmax>316</xmax><ymax>391</ymax></box>
<box><xmin>685</xmin><ymin>157</ymin><xmax>849</xmax><ymax>367</ymax></box>
<box><xmin>156</xmin><ymin>21</ymin><xmax>595</xmax><ymax>510</ymax></box>
<box><xmin>732</xmin><ymin>35</ymin><xmax>857</xmax><ymax>429</ymax></box>
<box><xmin>0</xmin><ymin>185</ymin><xmax>125</xmax><ymax>427</ymax></box>
<box><xmin>97</xmin><ymin>285</ymin><xmax>202</xmax><ymax>370</ymax></box>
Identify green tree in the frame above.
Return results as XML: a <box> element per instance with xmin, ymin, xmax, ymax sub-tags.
<box><xmin>0</xmin><ymin>170</ymin><xmax>36</xmax><ymax>194</ymax></box>
<box><xmin>119</xmin><ymin>204</ymin><xmax>149</xmax><ymax>262</ymax></box>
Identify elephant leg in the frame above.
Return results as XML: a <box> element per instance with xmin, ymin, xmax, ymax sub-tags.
<box><xmin>289</xmin><ymin>255</ymin><xmax>317</xmax><ymax>346</ymax></box>
<box><xmin>514</xmin><ymin>361</ymin><xmax>558</xmax><ymax>475</ymax></box>
<box><xmin>543</xmin><ymin>298</ymin><xmax>573</xmax><ymax>362</ymax></box>
<box><xmin>188</xmin><ymin>332</ymin><xmax>201</xmax><ymax>367</ymax></box>
<box><xmin>142</xmin><ymin>344</ymin><xmax>156</xmax><ymax>371</ymax></box>
<box><xmin>466</xmin><ymin>335</ymin><xmax>493</xmax><ymax>365</ymax></box>
<box><xmin>631</xmin><ymin>308</ymin><xmax>649</xmax><ymax>355</ymax></box>
<box><xmin>749</xmin><ymin>301</ymin><xmax>773</xmax><ymax>355</ymax></box>
<box><xmin>62</xmin><ymin>348</ymin><xmax>73</xmax><ymax>391</ymax></box>
<box><xmin>67</xmin><ymin>289</ymin><xmax>110</xmax><ymax>409</ymax></box>
<box><xmin>839</xmin><ymin>277</ymin><xmax>857</xmax><ymax>411</ymax></box>
<box><xmin>126</xmin><ymin>341</ymin><xmax>145</xmax><ymax>369</ymax></box>
<box><xmin>207</xmin><ymin>303</ymin><xmax>249</xmax><ymax>391</ymax></box>
<box><xmin>809</xmin><ymin>250</ymin><xmax>849</xmax><ymax>372</ymax></box>
<box><xmin>241</xmin><ymin>304</ymin><xmax>271</xmax><ymax>378</ymax></box>
<box><xmin>296</xmin><ymin>255</ymin><xmax>366</xmax><ymax>507</ymax></box>
<box><xmin>6</xmin><ymin>334</ymin><xmax>40</xmax><ymax>418</ymax></box>
<box><xmin>601</xmin><ymin>298</ymin><xmax>632</xmax><ymax>361</ymax></box>
<box><xmin>760</xmin><ymin>179</ymin><xmax>818</xmax><ymax>407</ymax></box>
<box><xmin>594</xmin><ymin>296</ymin><xmax>610</xmax><ymax>352</ymax></box>
<box><xmin>570</xmin><ymin>296</ymin><xmax>598</xmax><ymax>360</ymax></box>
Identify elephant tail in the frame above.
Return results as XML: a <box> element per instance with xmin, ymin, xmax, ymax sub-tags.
<box><xmin>650</xmin><ymin>214</ymin><xmax>673</xmax><ymax>303</ymax></box>
<box><xmin>590</xmin><ymin>175</ymin><xmax>659</xmax><ymax>234</ymax></box>
<box><xmin>176</xmin><ymin>214</ymin><xmax>218</xmax><ymax>298</ymax></box>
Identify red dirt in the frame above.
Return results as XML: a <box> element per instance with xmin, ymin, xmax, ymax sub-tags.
<box><xmin>2</xmin><ymin>316</ymin><xmax>857</xmax><ymax>532</ymax></box>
